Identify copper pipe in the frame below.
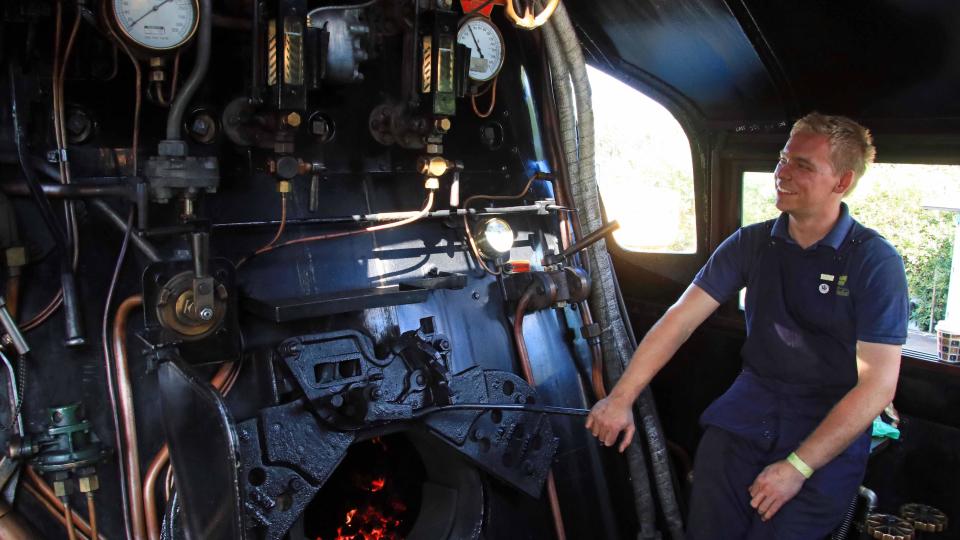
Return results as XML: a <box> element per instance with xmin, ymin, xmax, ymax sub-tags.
<box><xmin>513</xmin><ymin>287</ymin><xmax>567</xmax><ymax>540</ymax></box>
<box><xmin>86</xmin><ymin>493</ymin><xmax>98</xmax><ymax>540</ymax></box>
<box><xmin>114</xmin><ymin>294</ymin><xmax>147</xmax><ymax>540</ymax></box>
<box><xmin>5</xmin><ymin>276</ymin><xmax>19</xmax><ymax>321</ymax></box>
<box><xmin>537</xmin><ymin>51</ymin><xmax>606</xmax><ymax>400</ymax></box>
<box><xmin>144</xmin><ymin>445</ymin><xmax>170</xmax><ymax>540</ymax></box>
<box><xmin>0</xmin><ymin>496</ymin><xmax>41</xmax><ymax>539</ymax></box>
<box><xmin>23</xmin><ymin>483</ymin><xmax>90</xmax><ymax>540</ymax></box>
<box><xmin>144</xmin><ymin>361</ymin><xmax>236</xmax><ymax>540</ymax></box>
<box><xmin>63</xmin><ymin>497</ymin><xmax>78</xmax><ymax>540</ymax></box>
<box><xmin>25</xmin><ymin>467</ymin><xmax>100</xmax><ymax>540</ymax></box>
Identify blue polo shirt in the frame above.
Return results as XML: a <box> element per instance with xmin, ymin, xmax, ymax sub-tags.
<box><xmin>691</xmin><ymin>203</ymin><xmax>908</xmax><ymax>448</ymax></box>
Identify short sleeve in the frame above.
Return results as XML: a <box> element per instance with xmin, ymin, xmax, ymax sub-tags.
<box><xmin>853</xmin><ymin>242</ymin><xmax>909</xmax><ymax>345</ymax></box>
<box><xmin>693</xmin><ymin>228</ymin><xmax>751</xmax><ymax>304</ymax></box>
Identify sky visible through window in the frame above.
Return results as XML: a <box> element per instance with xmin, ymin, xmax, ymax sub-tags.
<box><xmin>589</xmin><ymin>66</ymin><xmax>697</xmax><ymax>253</ymax></box>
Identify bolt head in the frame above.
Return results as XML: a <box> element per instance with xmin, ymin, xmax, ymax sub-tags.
<box><xmin>284</xmin><ymin>112</ymin><xmax>302</xmax><ymax>128</ymax></box>
<box><xmin>199</xmin><ymin>307</ymin><xmax>215</xmax><ymax>321</ymax></box>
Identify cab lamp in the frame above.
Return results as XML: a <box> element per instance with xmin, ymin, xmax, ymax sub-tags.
<box><xmin>475</xmin><ymin>218</ymin><xmax>514</xmax><ymax>259</ymax></box>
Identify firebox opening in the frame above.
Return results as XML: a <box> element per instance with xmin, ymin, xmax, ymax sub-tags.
<box><xmin>305</xmin><ymin>433</ymin><xmax>426</xmax><ymax>540</ymax></box>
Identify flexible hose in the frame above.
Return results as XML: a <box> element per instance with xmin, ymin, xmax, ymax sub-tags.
<box><xmin>542</xmin><ymin>9</ymin><xmax>656</xmax><ymax>538</ymax></box>
<box><xmin>166</xmin><ymin>0</ymin><xmax>212</xmax><ymax>140</ymax></box>
<box><xmin>544</xmin><ymin>3</ymin><xmax>685</xmax><ymax>537</ymax></box>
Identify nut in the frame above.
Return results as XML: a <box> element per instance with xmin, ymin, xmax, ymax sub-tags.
<box><xmin>277</xmin><ymin>180</ymin><xmax>292</xmax><ymax>194</ymax></box>
<box><xmin>435</xmin><ymin>118</ymin><xmax>452</xmax><ymax>132</ymax></box>
<box><xmin>78</xmin><ymin>474</ymin><xmax>100</xmax><ymax>493</ymax></box>
<box><xmin>52</xmin><ymin>480</ymin><xmax>70</xmax><ymax>498</ymax></box>
<box><xmin>425</xmin><ymin>143</ymin><xmax>442</xmax><ymax>155</ymax></box>
<box><xmin>198</xmin><ymin>307</ymin><xmax>215</xmax><ymax>321</ymax></box>
<box><xmin>283</xmin><ymin>112</ymin><xmax>302</xmax><ymax>128</ymax></box>
<box><xmin>4</xmin><ymin>247</ymin><xmax>27</xmax><ymax>268</ymax></box>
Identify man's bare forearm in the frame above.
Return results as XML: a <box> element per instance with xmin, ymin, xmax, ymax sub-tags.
<box><xmin>608</xmin><ymin>285</ymin><xmax>720</xmax><ymax>404</ymax></box>
<box><xmin>794</xmin><ymin>342</ymin><xmax>901</xmax><ymax>470</ymax></box>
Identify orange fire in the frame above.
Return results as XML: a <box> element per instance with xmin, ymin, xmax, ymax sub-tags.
<box><xmin>323</xmin><ymin>480</ymin><xmax>408</xmax><ymax>540</ymax></box>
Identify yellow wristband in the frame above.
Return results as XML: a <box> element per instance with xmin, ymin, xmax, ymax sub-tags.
<box><xmin>787</xmin><ymin>452</ymin><xmax>813</xmax><ymax>479</ymax></box>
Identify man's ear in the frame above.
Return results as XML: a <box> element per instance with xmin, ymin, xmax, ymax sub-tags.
<box><xmin>835</xmin><ymin>170</ymin><xmax>855</xmax><ymax>194</ymax></box>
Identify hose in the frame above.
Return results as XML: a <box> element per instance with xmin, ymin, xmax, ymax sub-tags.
<box><xmin>544</xmin><ymin>3</ymin><xmax>685</xmax><ymax>538</ymax></box>
<box><xmin>166</xmin><ymin>0</ymin><xmax>212</xmax><ymax>140</ymax></box>
<box><xmin>542</xmin><ymin>9</ymin><xmax>656</xmax><ymax>538</ymax></box>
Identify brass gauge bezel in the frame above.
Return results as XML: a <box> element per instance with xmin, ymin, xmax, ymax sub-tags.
<box><xmin>110</xmin><ymin>0</ymin><xmax>201</xmax><ymax>53</ymax></box>
<box><xmin>457</xmin><ymin>15</ymin><xmax>506</xmax><ymax>83</ymax></box>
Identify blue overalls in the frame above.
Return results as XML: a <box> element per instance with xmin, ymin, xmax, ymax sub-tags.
<box><xmin>686</xmin><ymin>209</ymin><xmax>900</xmax><ymax>540</ymax></box>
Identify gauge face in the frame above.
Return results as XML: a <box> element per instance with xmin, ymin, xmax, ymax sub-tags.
<box><xmin>457</xmin><ymin>17</ymin><xmax>505</xmax><ymax>82</ymax></box>
<box><xmin>112</xmin><ymin>0</ymin><xmax>199</xmax><ymax>51</ymax></box>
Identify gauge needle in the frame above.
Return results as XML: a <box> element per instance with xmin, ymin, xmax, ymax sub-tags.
<box><xmin>129</xmin><ymin>0</ymin><xmax>174</xmax><ymax>28</ymax></box>
<box><xmin>468</xmin><ymin>26</ymin><xmax>485</xmax><ymax>59</ymax></box>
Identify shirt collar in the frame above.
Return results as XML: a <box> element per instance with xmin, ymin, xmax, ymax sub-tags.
<box><xmin>770</xmin><ymin>202</ymin><xmax>853</xmax><ymax>250</ymax></box>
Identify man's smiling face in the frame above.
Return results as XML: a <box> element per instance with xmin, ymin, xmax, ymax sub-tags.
<box><xmin>774</xmin><ymin>131</ymin><xmax>847</xmax><ymax>218</ymax></box>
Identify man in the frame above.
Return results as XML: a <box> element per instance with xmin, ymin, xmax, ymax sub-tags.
<box><xmin>586</xmin><ymin>113</ymin><xmax>908</xmax><ymax>538</ymax></box>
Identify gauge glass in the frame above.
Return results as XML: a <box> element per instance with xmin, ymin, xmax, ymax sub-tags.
<box><xmin>113</xmin><ymin>0</ymin><xmax>199</xmax><ymax>51</ymax></box>
<box><xmin>457</xmin><ymin>17</ymin><xmax>505</xmax><ymax>82</ymax></box>
<box><xmin>479</xmin><ymin>218</ymin><xmax>514</xmax><ymax>257</ymax></box>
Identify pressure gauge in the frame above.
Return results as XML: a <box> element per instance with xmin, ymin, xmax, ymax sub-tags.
<box><xmin>111</xmin><ymin>0</ymin><xmax>200</xmax><ymax>52</ymax></box>
<box><xmin>457</xmin><ymin>17</ymin><xmax>505</xmax><ymax>82</ymax></box>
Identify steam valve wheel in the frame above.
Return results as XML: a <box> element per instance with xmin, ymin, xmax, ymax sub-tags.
<box><xmin>866</xmin><ymin>513</ymin><xmax>915</xmax><ymax>540</ymax></box>
<box><xmin>900</xmin><ymin>503</ymin><xmax>948</xmax><ymax>533</ymax></box>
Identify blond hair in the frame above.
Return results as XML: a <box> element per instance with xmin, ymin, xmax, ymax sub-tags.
<box><xmin>791</xmin><ymin>112</ymin><xmax>876</xmax><ymax>195</ymax></box>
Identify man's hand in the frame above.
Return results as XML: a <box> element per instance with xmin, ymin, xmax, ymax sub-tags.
<box><xmin>748</xmin><ymin>460</ymin><xmax>806</xmax><ymax>521</ymax></box>
<box><xmin>585</xmin><ymin>394</ymin><xmax>635</xmax><ymax>452</ymax></box>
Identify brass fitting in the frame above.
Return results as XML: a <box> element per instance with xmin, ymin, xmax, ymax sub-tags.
<box><xmin>78</xmin><ymin>474</ymin><xmax>100</xmax><ymax>493</ymax></box>
<box><xmin>435</xmin><ymin>118</ymin><xmax>452</xmax><ymax>132</ymax></box>
<box><xmin>418</xmin><ymin>156</ymin><xmax>453</xmax><ymax>177</ymax></box>
<box><xmin>277</xmin><ymin>180</ymin><xmax>292</xmax><ymax>193</ymax></box>
<box><xmin>425</xmin><ymin>143</ymin><xmax>443</xmax><ymax>155</ymax></box>
<box><xmin>149</xmin><ymin>57</ymin><xmax>166</xmax><ymax>82</ymax></box>
<box><xmin>52</xmin><ymin>479</ymin><xmax>69</xmax><ymax>498</ymax></box>
<box><xmin>282</xmin><ymin>112</ymin><xmax>302</xmax><ymax>128</ymax></box>
<box><xmin>424</xmin><ymin>177</ymin><xmax>440</xmax><ymax>190</ymax></box>
<box><xmin>4</xmin><ymin>247</ymin><xmax>26</xmax><ymax>269</ymax></box>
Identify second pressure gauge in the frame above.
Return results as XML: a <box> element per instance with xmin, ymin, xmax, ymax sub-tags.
<box><xmin>111</xmin><ymin>0</ymin><xmax>200</xmax><ymax>52</ymax></box>
<box><xmin>457</xmin><ymin>17</ymin><xmax>505</xmax><ymax>83</ymax></box>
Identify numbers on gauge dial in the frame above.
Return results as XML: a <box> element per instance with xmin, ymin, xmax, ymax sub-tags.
<box><xmin>113</xmin><ymin>0</ymin><xmax>199</xmax><ymax>51</ymax></box>
<box><xmin>457</xmin><ymin>18</ymin><xmax>505</xmax><ymax>82</ymax></box>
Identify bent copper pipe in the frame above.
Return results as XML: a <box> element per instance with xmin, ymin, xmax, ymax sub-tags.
<box><xmin>144</xmin><ymin>361</ymin><xmax>235</xmax><ymax>540</ymax></box>
<box><xmin>114</xmin><ymin>295</ymin><xmax>147</xmax><ymax>540</ymax></box>
<box><xmin>513</xmin><ymin>287</ymin><xmax>567</xmax><ymax>540</ymax></box>
<box><xmin>24</xmin><ymin>467</ymin><xmax>102</xmax><ymax>540</ymax></box>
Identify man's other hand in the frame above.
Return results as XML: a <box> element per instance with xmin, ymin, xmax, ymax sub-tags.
<box><xmin>585</xmin><ymin>394</ymin><xmax>635</xmax><ymax>452</ymax></box>
<box><xmin>748</xmin><ymin>460</ymin><xmax>806</xmax><ymax>521</ymax></box>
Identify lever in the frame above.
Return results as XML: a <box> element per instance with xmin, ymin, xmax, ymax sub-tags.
<box><xmin>542</xmin><ymin>220</ymin><xmax>620</xmax><ymax>266</ymax></box>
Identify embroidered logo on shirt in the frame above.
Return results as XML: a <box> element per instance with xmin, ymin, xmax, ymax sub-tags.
<box><xmin>818</xmin><ymin>283</ymin><xmax>830</xmax><ymax>294</ymax></box>
<box><xmin>837</xmin><ymin>275</ymin><xmax>850</xmax><ymax>296</ymax></box>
